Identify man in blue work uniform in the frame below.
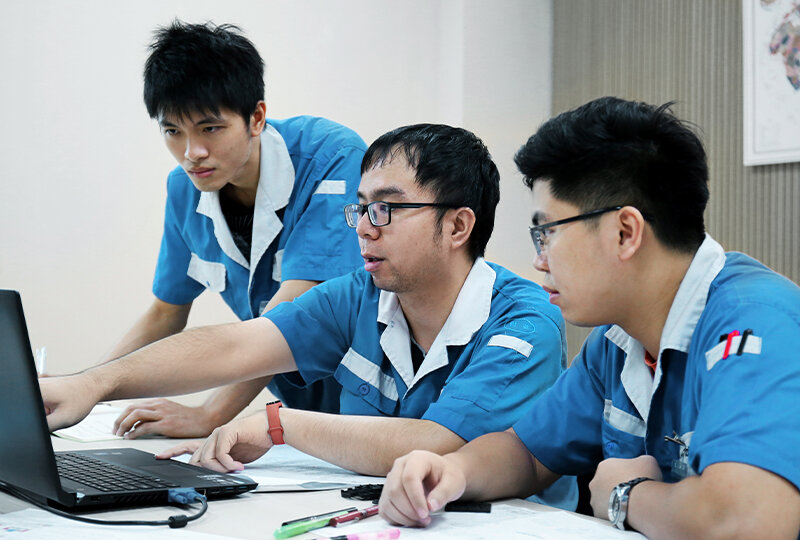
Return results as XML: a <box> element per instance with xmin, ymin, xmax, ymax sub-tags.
<box><xmin>379</xmin><ymin>98</ymin><xmax>800</xmax><ymax>538</ymax></box>
<box><xmin>41</xmin><ymin>124</ymin><xmax>575</xmax><ymax>509</ymax></box>
<box><xmin>108</xmin><ymin>21</ymin><xmax>365</xmax><ymax>439</ymax></box>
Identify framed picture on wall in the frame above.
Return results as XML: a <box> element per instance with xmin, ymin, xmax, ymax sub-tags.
<box><xmin>743</xmin><ymin>0</ymin><xmax>800</xmax><ymax>165</ymax></box>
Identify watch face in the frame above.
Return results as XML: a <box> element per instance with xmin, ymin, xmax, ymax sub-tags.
<box><xmin>609</xmin><ymin>490</ymin><xmax>621</xmax><ymax>521</ymax></box>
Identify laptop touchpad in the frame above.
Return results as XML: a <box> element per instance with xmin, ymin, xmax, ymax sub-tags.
<box><xmin>140</xmin><ymin>463</ymin><xmax>208</xmax><ymax>478</ymax></box>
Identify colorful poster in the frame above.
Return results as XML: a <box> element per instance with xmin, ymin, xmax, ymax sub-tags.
<box><xmin>743</xmin><ymin>0</ymin><xmax>800</xmax><ymax>165</ymax></box>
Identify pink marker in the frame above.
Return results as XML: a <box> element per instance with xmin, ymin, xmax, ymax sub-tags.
<box><xmin>331</xmin><ymin>505</ymin><xmax>379</xmax><ymax>526</ymax></box>
<box><xmin>329</xmin><ymin>528</ymin><xmax>401</xmax><ymax>540</ymax></box>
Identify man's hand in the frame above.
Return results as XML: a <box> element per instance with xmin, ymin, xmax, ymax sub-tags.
<box><xmin>40</xmin><ymin>375</ymin><xmax>101</xmax><ymax>431</ymax></box>
<box><xmin>588</xmin><ymin>455</ymin><xmax>663</xmax><ymax>519</ymax></box>
<box><xmin>379</xmin><ymin>450</ymin><xmax>467</xmax><ymax>527</ymax></box>
<box><xmin>180</xmin><ymin>412</ymin><xmax>273</xmax><ymax>473</ymax></box>
<box><xmin>113</xmin><ymin>399</ymin><xmax>214</xmax><ymax>439</ymax></box>
<box><xmin>156</xmin><ymin>440</ymin><xmax>203</xmax><ymax>460</ymax></box>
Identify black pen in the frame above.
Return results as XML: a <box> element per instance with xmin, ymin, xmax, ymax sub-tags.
<box><xmin>736</xmin><ymin>328</ymin><xmax>753</xmax><ymax>355</ymax></box>
<box><xmin>281</xmin><ymin>506</ymin><xmax>358</xmax><ymax>526</ymax></box>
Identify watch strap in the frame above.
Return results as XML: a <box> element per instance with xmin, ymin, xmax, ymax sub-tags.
<box><xmin>266</xmin><ymin>400</ymin><xmax>285</xmax><ymax>445</ymax></box>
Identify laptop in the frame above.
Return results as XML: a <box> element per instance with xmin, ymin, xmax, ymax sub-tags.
<box><xmin>0</xmin><ymin>289</ymin><xmax>257</xmax><ymax>509</ymax></box>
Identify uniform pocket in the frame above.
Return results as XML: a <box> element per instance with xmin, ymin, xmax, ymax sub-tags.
<box><xmin>334</xmin><ymin>348</ymin><xmax>399</xmax><ymax>415</ymax></box>
<box><xmin>186</xmin><ymin>254</ymin><xmax>226</xmax><ymax>293</ymax></box>
<box><xmin>601</xmin><ymin>399</ymin><xmax>647</xmax><ymax>458</ymax></box>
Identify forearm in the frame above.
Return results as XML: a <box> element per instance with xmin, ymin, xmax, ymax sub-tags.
<box><xmin>201</xmin><ymin>376</ymin><xmax>274</xmax><ymax>428</ymax></box>
<box><xmin>452</xmin><ymin>429</ymin><xmax>558</xmax><ymax>502</ymax></box>
<box><xmin>192</xmin><ymin>279</ymin><xmax>314</xmax><ymax>424</ymax></box>
<box><xmin>86</xmin><ymin>318</ymin><xmax>292</xmax><ymax>402</ymax></box>
<box><xmin>629</xmin><ymin>478</ymin><xmax>759</xmax><ymax>539</ymax></box>
<box><xmin>627</xmin><ymin>463</ymin><xmax>800</xmax><ymax>540</ymax></box>
<box><xmin>104</xmin><ymin>299</ymin><xmax>191</xmax><ymax>362</ymax></box>
<box><xmin>280</xmin><ymin>408</ymin><xmax>466</xmax><ymax>476</ymax></box>
<box><xmin>260</xmin><ymin>279</ymin><xmax>319</xmax><ymax>314</ymax></box>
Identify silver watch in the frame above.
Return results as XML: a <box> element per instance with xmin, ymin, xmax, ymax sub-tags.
<box><xmin>608</xmin><ymin>477</ymin><xmax>651</xmax><ymax>530</ymax></box>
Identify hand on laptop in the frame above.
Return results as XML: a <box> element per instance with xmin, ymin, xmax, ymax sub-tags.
<box><xmin>155</xmin><ymin>440</ymin><xmax>203</xmax><ymax>460</ymax></box>
<box><xmin>39</xmin><ymin>374</ymin><xmax>101</xmax><ymax>431</ymax></box>
<box><xmin>113</xmin><ymin>398</ymin><xmax>213</xmax><ymax>439</ymax></box>
<box><xmin>159</xmin><ymin>411</ymin><xmax>273</xmax><ymax>473</ymax></box>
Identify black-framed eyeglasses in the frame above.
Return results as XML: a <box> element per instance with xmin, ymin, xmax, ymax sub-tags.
<box><xmin>343</xmin><ymin>201</ymin><xmax>460</xmax><ymax>228</ymax></box>
<box><xmin>529</xmin><ymin>205</ymin><xmax>654</xmax><ymax>256</ymax></box>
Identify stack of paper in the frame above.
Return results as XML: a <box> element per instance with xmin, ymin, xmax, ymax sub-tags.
<box><xmin>52</xmin><ymin>404</ymin><xmax>123</xmax><ymax>442</ymax></box>
<box><xmin>239</xmin><ymin>445</ymin><xmax>385</xmax><ymax>492</ymax></box>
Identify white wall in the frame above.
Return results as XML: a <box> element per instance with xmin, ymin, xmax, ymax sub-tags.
<box><xmin>0</xmin><ymin>0</ymin><xmax>551</xmax><ymax>376</ymax></box>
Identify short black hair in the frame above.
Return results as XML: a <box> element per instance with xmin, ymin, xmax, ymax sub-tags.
<box><xmin>361</xmin><ymin>124</ymin><xmax>500</xmax><ymax>259</ymax></box>
<box><xmin>143</xmin><ymin>20</ymin><xmax>264</xmax><ymax>123</ymax></box>
<box><xmin>515</xmin><ymin>97</ymin><xmax>709</xmax><ymax>253</ymax></box>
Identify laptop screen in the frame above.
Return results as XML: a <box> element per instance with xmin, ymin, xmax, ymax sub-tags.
<box><xmin>0</xmin><ymin>290</ymin><xmax>67</xmax><ymax>504</ymax></box>
<box><xmin>0</xmin><ymin>290</ymin><xmax>257</xmax><ymax>509</ymax></box>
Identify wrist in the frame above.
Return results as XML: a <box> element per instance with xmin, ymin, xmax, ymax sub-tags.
<box><xmin>83</xmin><ymin>369</ymin><xmax>112</xmax><ymax>403</ymax></box>
<box><xmin>441</xmin><ymin>452</ymin><xmax>470</xmax><ymax>498</ymax></box>
<box><xmin>196</xmin><ymin>404</ymin><xmax>224</xmax><ymax>435</ymax></box>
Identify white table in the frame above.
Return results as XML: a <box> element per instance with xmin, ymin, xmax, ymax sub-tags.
<box><xmin>1</xmin><ymin>435</ymin><xmax>619</xmax><ymax>539</ymax></box>
<box><xmin>0</xmin><ymin>435</ymin><xmax>366</xmax><ymax>539</ymax></box>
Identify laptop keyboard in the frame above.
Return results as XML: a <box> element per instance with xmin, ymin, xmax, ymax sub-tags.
<box><xmin>56</xmin><ymin>452</ymin><xmax>180</xmax><ymax>492</ymax></box>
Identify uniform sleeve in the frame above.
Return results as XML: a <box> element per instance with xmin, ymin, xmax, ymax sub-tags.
<box><xmin>152</xmin><ymin>174</ymin><xmax>204</xmax><ymax>305</ymax></box>
<box><xmin>512</xmin><ymin>327</ymin><xmax>609</xmax><ymax>476</ymax></box>
<box><xmin>689</xmin><ymin>303</ymin><xmax>800</xmax><ymax>491</ymax></box>
<box><xmin>280</xmin><ymin>144</ymin><xmax>365</xmax><ymax>282</ymax></box>
<box><xmin>421</xmin><ymin>309</ymin><xmax>564</xmax><ymax>442</ymax></box>
<box><xmin>264</xmin><ymin>272</ymin><xmax>364</xmax><ymax>382</ymax></box>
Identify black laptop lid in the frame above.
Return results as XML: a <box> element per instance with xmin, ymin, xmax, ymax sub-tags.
<box><xmin>0</xmin><ymin>290</ymin><xmax>70</xmax><ymax>504</ymax></box>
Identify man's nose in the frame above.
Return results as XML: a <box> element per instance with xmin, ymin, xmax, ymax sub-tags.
<box><xmin>532</xmin><ymin>250</ymin><xmax>549</xmax><ymax>273</ymax></box>
<box><xmin>356</xmin><ymin>210</ymin><xmax>378</xmax><ymax>239</ymax></box>
<box><xmin>185</xmin><ymin>137</ymin><xmax>208</xmax><ymax>162</ymax></box>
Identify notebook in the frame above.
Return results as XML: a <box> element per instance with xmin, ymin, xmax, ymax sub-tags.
<box><xmin>0</xmin><ymin>289</ymin><xmax>257</xmax><ymax>509</ymax></box>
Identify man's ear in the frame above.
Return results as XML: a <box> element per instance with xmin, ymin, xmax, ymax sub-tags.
<box><xmin>448</xmin><ymin>207</ymin><xmax>476</xmax><ymax>251</ymax></box>
<box><xmin>249</xmin><ymin>101</ymin><xmax>267</xmax><ymax>136</ymax></box>
<box><xmin>616</xmin><ymin>206</ymin><xmax>646</xmax><ymax>261</ymax></box>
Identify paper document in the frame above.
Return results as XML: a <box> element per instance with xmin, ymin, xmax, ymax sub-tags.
<box><xmin>313</xmin><ymin>503</ymin><xmax>646</xmax><ymax>539</ymax></box>
<box><xmin>0</xmin><ymin>508</ymin><xmax>237</xmax><ymax>539</ymax></box>
<box><xmin>52</xmin><ymin>404</ymin><xmax>124</xmax><ymax>442</ymax></box>
<box><xmin>240</xmin><ymin>445</ymin><xmax>385</xmax><ymax>492</ymax></box>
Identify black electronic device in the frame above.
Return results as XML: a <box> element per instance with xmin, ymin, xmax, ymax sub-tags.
<box><xmin>0</xmin><ymin>289</ymin><xmax>257</xmax><ymax>510</ymax></box>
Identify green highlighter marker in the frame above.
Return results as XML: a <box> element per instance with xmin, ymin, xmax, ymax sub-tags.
<box><xmin>273</xmin><ymin>510</ymin><xmax>350</xmax><ymax>539</ymax></box>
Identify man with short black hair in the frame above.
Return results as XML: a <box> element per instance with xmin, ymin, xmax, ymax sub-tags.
<box><xmin>41</xmin><ymin>123</ymin><xmax>575</xmax><ymax>509</ymax></box>
<box><xmin>379</xmin><ymin>98</ymin><xmax>800</xmax><ymax>539</ymax></box>
<box><xmin>107</xmin><ymin>21</ymin><xmax>366</xmax><ymax>438</ymax></box>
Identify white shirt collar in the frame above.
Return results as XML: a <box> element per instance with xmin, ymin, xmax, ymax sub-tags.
<box><xmin>660</xmin><ymin>234</ymin><xmax>727</xmax><ymax>353</ymax></box>
<box><xmin>255</xmin><ymin>123</ymin><xmax>294</xmax><ymax>211</ymax></box>
<box><xmin>196</xmin><ymin>124</ymin><xmax>295</xmax><ymax>272</ymax></box>
<box><xmin>377</xmin><ymin>258</ymin><xmax>496</xmax><ymax>392</ymax></box>
<box><xmin>608</xmin><ymin>234</ymin><xmax>727</xmax><ymax>422</ymax></box>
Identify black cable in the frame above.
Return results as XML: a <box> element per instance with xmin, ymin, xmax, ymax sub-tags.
<box><xmin>0</xmin><ymin>483</ymin><xmax>207</xmax><ymax>528</ymax></box>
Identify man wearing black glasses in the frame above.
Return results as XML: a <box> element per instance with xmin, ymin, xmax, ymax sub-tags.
<box><xmin>379</xmin><ymin>98</ymin><xmax>800</xmax><ymax>538</ymax></box>
<box><xmin>40</xmin><ymin>124</ymin><xmax>576</xmax><ymax>508</ymax></box>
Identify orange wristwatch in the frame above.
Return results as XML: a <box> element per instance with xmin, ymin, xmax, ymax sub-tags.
<box><xmin>266</xmin><ymin>400</ymin><xmax>284</xmax><ymax>445</ymax></box>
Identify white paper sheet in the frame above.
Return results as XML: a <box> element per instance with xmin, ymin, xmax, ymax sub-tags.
<box><xmin>240</xmin><ymin>445</ymin><xmax>385</xmax><ymax>492</ymax></box>
<box><xmin>52</xmin><ymin>404</ymin><xmax>124</xmax><ymax>442</ymax></box>
<box><xmin>313</xmin><ymin>503</ymin><xmax>646</xmax><ymax>539</ymax></box>
<box><xmin>0</xmin><ymin>508</ymin><xmax>237</xmax><ymax>539</ymax></box>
